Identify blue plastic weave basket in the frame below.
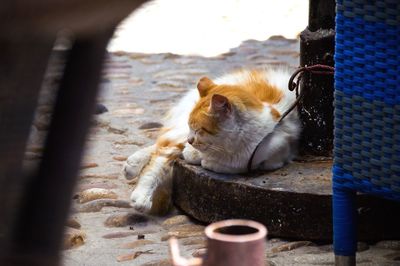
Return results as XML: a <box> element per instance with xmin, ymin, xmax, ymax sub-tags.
<box><xmin>334</xmin><ymin>0</ymin><xmax>400</xmax><ymax>200</ymax></box>
<box><xmin>333</xmin><ymin>0</ymin><xmax>400</xmax><ymax>257</ymax></box>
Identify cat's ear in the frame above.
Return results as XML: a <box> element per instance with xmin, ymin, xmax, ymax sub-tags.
<box><xmin>197</xmin><ymin>77</ymin><xmax>216</xmax><ymax>97</ymax></box>
<box><xmin>210</xmin><ymin>94</ymin><xmax>231</xmax><ymax>117</ymax></box>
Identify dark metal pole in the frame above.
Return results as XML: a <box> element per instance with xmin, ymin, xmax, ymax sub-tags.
<box><xmin>299</xmin><ymin>0</ymin><xmax>335</xmax><ymax>156</ymax></box>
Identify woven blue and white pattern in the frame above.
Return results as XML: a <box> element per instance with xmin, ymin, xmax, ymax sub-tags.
<box><xmin>333</xmin><ymin>0</ymin><xmax>400</xmax><ymax>201</ymax></box>
<box><xmin>333</xmin><ymin>0</ymin><xmax>400</xmax><ymax>258</ymax></box>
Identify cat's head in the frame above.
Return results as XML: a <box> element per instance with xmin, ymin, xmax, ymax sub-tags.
<box><xmin>187</xmin><ymin>76</ymin><xmax>268</xmax><ymax>153</ymax></box>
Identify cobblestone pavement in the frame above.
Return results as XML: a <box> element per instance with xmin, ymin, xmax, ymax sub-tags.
<box><xmin>26</xmin><ymin>37</ymin><xmax>400</xmax><ymax>266</ymax></box>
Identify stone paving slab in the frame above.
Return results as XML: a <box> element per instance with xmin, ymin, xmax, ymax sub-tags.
<box><xmin>24</xmin><ymin>37</ymin><xmax>400</xmax><ymax>265</ymax></box>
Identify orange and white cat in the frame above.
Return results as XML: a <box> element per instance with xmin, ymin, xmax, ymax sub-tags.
<box><xmin>123</xmin><ymin>68</ymin><xmax>301</xmax><ymax>214</ymax></box>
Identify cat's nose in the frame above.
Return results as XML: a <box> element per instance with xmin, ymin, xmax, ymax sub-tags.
<box><xmin>187</xmin><ymin>136</ymin><xmax>194</xmax><ymax>145</ymax></box>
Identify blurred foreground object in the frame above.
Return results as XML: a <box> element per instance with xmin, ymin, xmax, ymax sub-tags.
<box><xmin>333</xmin><ymin>0</ymin><xmax>400</xmax><ymax>265</ymax></box>
<box><xmin>0</xmin><ymin>1</ymin><xmax>146</xmax><ymax>265</ymax></box>
<box><xmin>169</xmin><ymin>219</ymin><xmax>267</xmax><ymax>266</ymax></box>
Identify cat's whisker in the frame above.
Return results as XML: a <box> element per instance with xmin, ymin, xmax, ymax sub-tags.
<box><xmin>209</xmin><ymin>145</ymin><xmax>225</xmax><ymax>153</ymax></box>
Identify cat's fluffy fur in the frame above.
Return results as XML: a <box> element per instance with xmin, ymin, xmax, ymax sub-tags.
<box><xmin>123</xmin><ymin>68</ymin><xmax>301</xmax><ymax>214</ymax></box>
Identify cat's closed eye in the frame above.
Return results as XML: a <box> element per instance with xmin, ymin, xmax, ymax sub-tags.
<box><xmin>199</xmin><ymin>127</ymin><xmax>213</xmax><ymax>135</ymax></box>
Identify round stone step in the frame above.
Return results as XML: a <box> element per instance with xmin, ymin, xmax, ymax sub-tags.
<box><xmin>172</xmin><ymin>159</ymin><xmax>400</xmax><ymax>241</ymax></box>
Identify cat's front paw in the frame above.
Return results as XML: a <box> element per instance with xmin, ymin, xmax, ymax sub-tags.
<box><xmin>182</xmin><ymin>144</ymin><xmax>202</xmax><ymax>165</ymax></box>
<box><xmin>201</xmin><ymin>159</ymin><xmax>221</xmax><ymax>172</ymax></box>
<box><xmin>201</xmin><ymin>159</ymin><xmax>245</xmax><ymax>174</ymax></box>
<box><xmin>130</xmin><ymin>187</ymin><xmax>153</xmax><ymax>213</ymax></box>
<box><xmin>129</xmin><ymin>162</ymin><xmax>172</xmax><ymax>215</ymax></box>
<box><xmin>123</xmin><ymin>145</ymin><xmax>155</xmax><ymax>180</ymax></box>
<box><xmin>130</xmin><ymin>184</ymin><xmax>171</xmax><ymax>215</ymax></box>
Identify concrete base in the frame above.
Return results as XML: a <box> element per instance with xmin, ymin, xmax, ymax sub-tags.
<box><xmin>172</xmin><ymin>159</ymin><xmax>400</xmax><ymax>241</ymax></box>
